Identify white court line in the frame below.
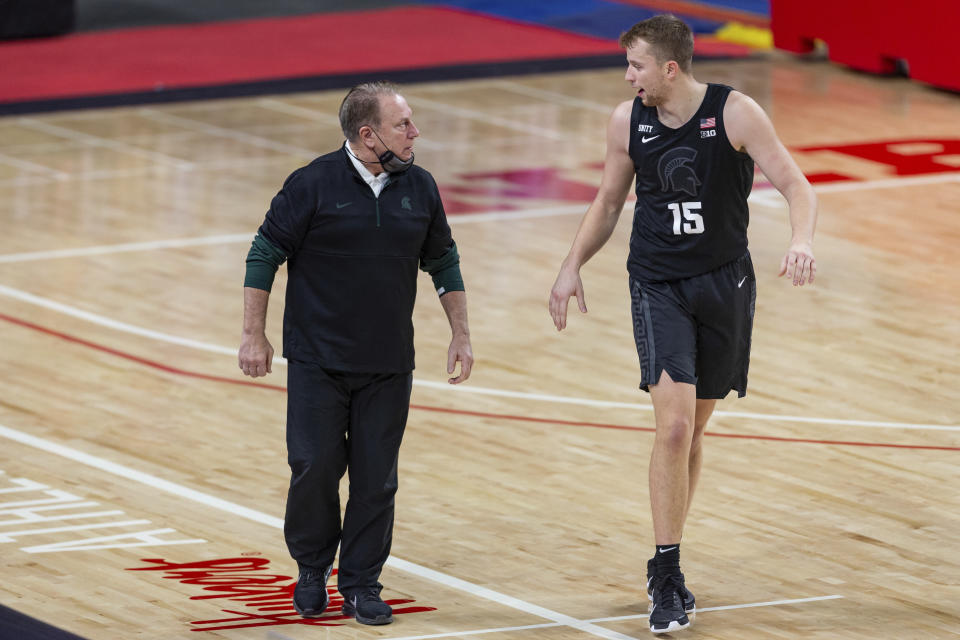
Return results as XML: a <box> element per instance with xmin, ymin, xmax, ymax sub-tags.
<box><xmin>589</xmin><ymin>594</ymin><xmax>845</xmax><ymax>622</ymax></box>
<box><xmin>745</xmin><ymin>172</ymin><xmax>960</xmax><ymax>209</ymax></box>
<box><xmin>5</xmin><ymin>172</ymin><xmax>958</xmax><ymax>261</ymax></box>
<box><xmin>0</xmin><ymin>283</ymin><xmax>237</xmax><ymax>354</ymax></box>
<box><xmin>0</xmin><ymin>154</ymin><xmax>302</xmax><ymax>189</ymax></box>
<box><xmin>0</xmin><ymin>234</ymin><xmax>251</xmax><ymax>264</ymax></box>
<box><xmin>138</xmin><ymin>108</ymin><xmax>320</xmax><ymax>160</ymax></box>
<box><xmin>410</xmin><ymin>380</ymin><xmax>960</xmax><ymax>432</ymax></box>
<box><xmin>0</xmin><ymin>165</ymin><xmax>172</xmax><ymax>189</ymax></box>
<box><xmin>297</xmin><ymin>594</ymin><xmax>847</xmax><ymax>640</ymax></box>
<box><xmin>371</xmin><ymin>621</ymin><xmax>558</xmax><ymax>640</ymax></box>
<box><xmin>0</xmin><ymin>205</ymin><xmax>588</xmax><ymax>263</ymax></box>
<box><xmin>255</xmin><ymin>97</ymin><xmax>347</xmax><ymax>126</ymax></box>
<box><xmin>812</xmin><ymin>171</ymin><xmax>960</xmax><ymax>193</ymax></box>
<box><xmin>0</xmin><ymin>424</ymin><xmax>285</xmax><ymax>528</ymax></box>
<box><xmin>17</xmin><ymin>118</ymin><xmax>195</xmax><ymax>170</ymax></box>
<box><xmin>0</xmin><ymin>519</ymin><xmax>152</xmax><ymax>542</ymax></box>
<box><xmin>387</xmin><ymin>557</ymin><xmax>636</xmax><ymax>640</ymax></box>
<box><xmin>441</xmin><ymin>203</ymin><xmax>586</xmax><ymax>224</ymax></box>
<box><xmin>0</xmin><ymin>151</ymin><xmax>70</xmax><ymax>180</ymax></box>
<box><xmin>411</xmin><ymin>95</ymin><xmax>568</xmax><ymax>141</ymax></box>
<box><xmin>0</xmin><ymin>282</ymin><xmax>957</xmax><ymax>433</ymax></box>
<box><xmin>0</xmin><ymin>422</ymin><xmax>637</xmax><ymax>640</ymax></box>
<box><xmin>747</xmin><ymin>190</ymin><xmax>787</xmax><ymax>209</ymax></box>
<box><xmin>492</xmin><ymin>80</ymin><xmax>615</xmax><ymax>114</ymax></box>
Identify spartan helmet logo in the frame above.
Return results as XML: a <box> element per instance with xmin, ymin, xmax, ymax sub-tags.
<box><xmin>657</xmin><ymin>147</ymin><xmax>701</xmax><ymax>197</ymax></box>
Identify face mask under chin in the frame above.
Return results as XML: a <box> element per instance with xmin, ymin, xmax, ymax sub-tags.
<box><xmin>379</xmin><ymin>151</ymin><xmax>414</xmax><ymax>174</ymax></box>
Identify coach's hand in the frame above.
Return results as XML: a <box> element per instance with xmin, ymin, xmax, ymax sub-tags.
<box><xmin>447</xmin><ymin>333</ymin><xmax>473</xmax><ymax>384</ymax></box>
<box><xmin>549</xmin><ymin>265</ymin><xmax>587</xmax><ymax>331</ymax></box>
<box><xmin>239</xmin><ymin>331</ymin><xmax>274</xmax><ymax>378</ymax></box>
<box><xmin>778</xmin><ymin>241</ymin><xmax>816</xmax><ymax>286</ymax></box>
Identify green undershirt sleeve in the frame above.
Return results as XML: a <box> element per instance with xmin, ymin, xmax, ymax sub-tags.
<box><xmin>244</xmin><ymin>232</ymin><xmax>287</xmax><ymax>291</ymax></box>
<box><xmin>420</xmin><ymin>242</ymin><xmax>465</xmax><ymax>297</ymax></box>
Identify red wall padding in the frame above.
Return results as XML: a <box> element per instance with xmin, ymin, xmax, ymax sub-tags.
<box><xmin>770</xmin><ymin>0</ymin><xmax>958</xmax><ymax>91</ymax></box>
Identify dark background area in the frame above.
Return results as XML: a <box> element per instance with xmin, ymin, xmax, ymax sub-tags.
<box><xmin>74</xmin><ymin>0</ymin><xmax>410</xmax><ymax>31</ymax></box>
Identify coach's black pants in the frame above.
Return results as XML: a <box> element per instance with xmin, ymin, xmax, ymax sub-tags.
<box><xmin>283</xmin><ymin>360</ymin><xmax>412</xmax><ymax>592</ymax></box>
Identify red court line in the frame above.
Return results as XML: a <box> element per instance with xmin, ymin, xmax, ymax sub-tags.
<box><xmin>0</xmin><ymin>312</ymin><xmax>285</xmax><ymax>393</ymax></box>
<box><xmin>1</xmin><ymin>311</ymin><xmax>956</xmax><ymax>452</ymax></box>
<box><xmin>407</xmin><ymin>404</ymin><xmax>960</xmax><ymax>452</ymax></box>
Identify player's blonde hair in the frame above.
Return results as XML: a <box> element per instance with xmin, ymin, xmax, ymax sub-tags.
<box><xmin>619</xmin><ymin>15</ymin><xmax>694</xmax><ymax>73</ymax></box>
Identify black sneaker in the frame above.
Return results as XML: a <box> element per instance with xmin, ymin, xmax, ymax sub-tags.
<box><xmin>342</xmin><ymin>586</ymin><xmax>393</xmax><ymax>625</ymax></box>
<box><xmin>646</xmin><ymin>558</ymin><xmax>695</xmax><ymax>614</ymax></box>
<box><xmin>292</xmin><ymin>564</ymin><xmax>333</xmax><ymax>618</ymax></box>
<box><xmin>648</xmin><ymin>573</ymin><xmax>691</xmax><ymax>634</ymax></box>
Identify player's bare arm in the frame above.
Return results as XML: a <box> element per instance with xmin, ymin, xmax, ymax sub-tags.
<box><xmin>724</xmin><ymin>91</ymin><xmax>818</xmax><ymax>286</ymax></box>
<box><xmin>549</xmin><ymin>100</ymin><xmax>636</xmax><ymax>330</ymax></box>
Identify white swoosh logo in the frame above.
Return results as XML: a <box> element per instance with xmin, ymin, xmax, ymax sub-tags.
<box><xmin>642</xmin><ymin>135</ymin><xmax>660</xmax><ymax>143</ymax></box>
<box><xmin>657</xmin><ymin>546</ymin><xmax>677</xmax><ymax>553</ymax></box>
<box><xmin>738</xmin><ymin>276</ymin><xmax>747</xmax><ymax>288</ymax></box>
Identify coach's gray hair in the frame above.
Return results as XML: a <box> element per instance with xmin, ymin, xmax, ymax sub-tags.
<box><xmin>339</xmin><ymin>81</ymin><xmax>401</xmax><ymax>142</ymax></box>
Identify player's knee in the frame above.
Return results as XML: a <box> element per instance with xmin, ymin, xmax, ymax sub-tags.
<box><xmin>658</xmin><ymin>414</ymin><xmax>695</xmax><ymax>450</ymax></box>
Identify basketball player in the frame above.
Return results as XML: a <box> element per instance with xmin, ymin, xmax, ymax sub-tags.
<box><xmin>548</xmin><ymin>15</ymin><xmax>817</xmax><ymax>634</ymax></box>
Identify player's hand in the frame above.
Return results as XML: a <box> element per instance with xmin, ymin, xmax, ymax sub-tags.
<box><xmin>238</xmin><ymin>332</ymin><xmax>274</xmax><ymax>377</ymax></box>
<box><xmin>778</xmin><ymin>241</ymin><xmax>816</xmax><ymax>286</ymax></box>
<box><xmin>549</xmin><ymin>265</ymin><xmax>587</xmax><ymax>331</ymax></box>
<box><xmin>447</xmin><ymin>333</ymin><xmax>473</xmax><ymax>384</ymax></box>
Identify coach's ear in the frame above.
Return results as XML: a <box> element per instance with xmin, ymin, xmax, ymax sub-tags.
<box><xmin>358</xmin><ymin>124</ymin><xmax>376</xmax><ymax>150</ymax></box>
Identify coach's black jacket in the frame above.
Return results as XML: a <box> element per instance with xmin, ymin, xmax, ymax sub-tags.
<box><xmin>258</xmin><ymin>147</ymin><xmax>454</xmax><ymax>373</ymax></box>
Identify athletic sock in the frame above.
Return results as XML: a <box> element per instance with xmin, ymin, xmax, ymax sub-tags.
<box><xmin>654</xmin><ymin>544</ymin><xmax>681</xmax><ymax>575</ymax></box>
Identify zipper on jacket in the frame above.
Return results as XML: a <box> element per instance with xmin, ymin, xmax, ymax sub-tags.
<box><xmin>374</xmin><ymin>177</ymin><xmax>393</xmax><ymax>228</ymax></box>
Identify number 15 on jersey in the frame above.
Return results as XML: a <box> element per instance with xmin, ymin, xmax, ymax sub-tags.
<box><xmin>668</xmin><ymin>201</ymin><xmax>704</xmax><ymax>235</ymax></box>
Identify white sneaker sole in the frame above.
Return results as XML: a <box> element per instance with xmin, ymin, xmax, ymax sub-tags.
<box><xmin>650</xmin><ymin>618</ymin><xmax>690</xmax><ymax>634</ymax></box>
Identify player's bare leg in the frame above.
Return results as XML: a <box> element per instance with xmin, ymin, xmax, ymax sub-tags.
<box><xmin>646</xmin><ymin>370</ymin><xmax>698</xmax><ymax>633</ymax></box>
<box><xmin>684</xmin><ymin>399</ymin><xmax>716</xmax><ymax>522</ymax></box>
<box><xmin>649</xmin><ymin>370</ymin><xmax>696</xmax><ymax>544</ymax></box>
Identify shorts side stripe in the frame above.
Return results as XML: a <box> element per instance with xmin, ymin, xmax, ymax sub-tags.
<box><xmin>640</xmin><ymin>286</ymin><xmax>656</xmax><ymax>377</ymax></box>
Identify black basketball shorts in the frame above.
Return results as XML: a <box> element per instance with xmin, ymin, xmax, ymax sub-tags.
<box><xmin>630</xmin><ymin>252</ymin><xmax>756</xmax><ymax>399</ymax></box>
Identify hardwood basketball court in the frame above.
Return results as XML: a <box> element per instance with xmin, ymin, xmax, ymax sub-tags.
<box><xmin>1</xmin><ymin>53</ymin><xmax>958</xmax><ymax>639</ymax></box>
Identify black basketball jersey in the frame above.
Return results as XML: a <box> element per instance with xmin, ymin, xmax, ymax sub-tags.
<box><xmin>627</xmin><ymin>83</ymin><xmax>754</xmax><ymax>282</ymax></box>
